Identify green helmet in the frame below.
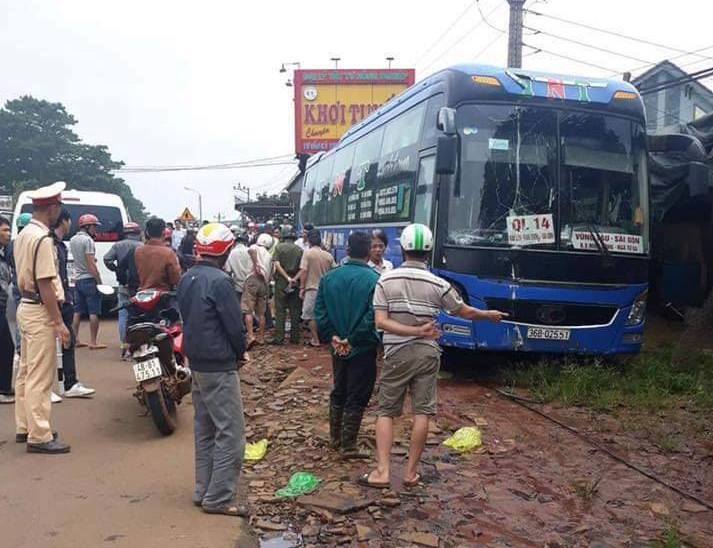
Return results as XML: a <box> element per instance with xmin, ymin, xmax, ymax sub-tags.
<box><xmin>400</xmin><ymin>223</ymin><xmax>434</xmax><ymax>252</ymax></box>
<box><xmin>16</xmin><ymin>213</ymin><xmax>32</xmax><ymax>229</ymax></box>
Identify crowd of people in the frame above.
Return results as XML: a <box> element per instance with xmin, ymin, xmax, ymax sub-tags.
<box><xmin>1</xmin><ymin>181</ymin><xmax>508</xmax><ymax>518</ymax></box>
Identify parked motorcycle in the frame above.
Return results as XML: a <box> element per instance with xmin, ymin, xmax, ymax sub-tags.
<box><xmin>117</xmin><ymin>289</ymin><xmax>191</xmax><ymax>435</ymax></box>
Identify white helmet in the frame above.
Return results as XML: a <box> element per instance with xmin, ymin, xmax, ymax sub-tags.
<box><xmin>195</xmin><ymin>223</ymin><xmax>235</xmax><ymax>257</ymax></box>
<box><xmin>256</xmin><ymin>233</ymin><xmax>274</xmax><ymax>249</ymax></box>
<box><xmin>400</xmin><ymin>223</ymin><xmax>433</xmax><ymax>252</ymax></box>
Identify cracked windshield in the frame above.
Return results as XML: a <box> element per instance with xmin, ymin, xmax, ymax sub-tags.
<box><xmin>448</xmin><ymin>104</ymin><xmax>649</xmax><ymax>254</ymax></box>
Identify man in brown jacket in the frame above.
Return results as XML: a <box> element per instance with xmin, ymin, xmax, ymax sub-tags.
<box><xmin>135</xmin><ymin>217</ymin><xmax>181</xmax><ymax>291</ymax></box>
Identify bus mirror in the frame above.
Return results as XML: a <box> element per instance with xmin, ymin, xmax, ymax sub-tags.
<box><xmin>437</xmin><ymin>107</ymin><xmax>457</xmax><ymax>135</ymax></box>
<box><xmin>436</xmin><ymin>135</ymin><xmax>458</xmax><ymax>175</ymax></box>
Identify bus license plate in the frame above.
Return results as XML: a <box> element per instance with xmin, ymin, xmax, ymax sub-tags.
<box><xmin>527</xmin><ymin>327</ymin><xmax>571</xmax><ymax>341</ymax></box>
<box><xmin>133</xmin><ymin>358</ymin><xmax>163</xmax><ymax>382</ymax></box>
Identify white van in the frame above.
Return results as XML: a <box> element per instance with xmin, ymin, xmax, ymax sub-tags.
<box><xmin>12</xmin><ymin>189</ymin><xmax>131</xmax><ymax>298</ymax></box>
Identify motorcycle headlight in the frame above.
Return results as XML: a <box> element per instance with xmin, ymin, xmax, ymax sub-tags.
<box><xmin>626</xmin><ymin>291</ymin><xmax>648</xmax><ymax>326</ymax></box>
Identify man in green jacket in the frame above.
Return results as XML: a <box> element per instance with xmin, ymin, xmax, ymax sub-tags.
<box><xmin>315</xmin><ymin>231</ymin><xmax>379</xmax><ymax>458</ymax></box>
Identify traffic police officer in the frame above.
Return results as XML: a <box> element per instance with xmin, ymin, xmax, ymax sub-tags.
<box><xmin>14</xmin><ymin>181</ymin><xmax>72</xmax><ymax>454</ymax></box>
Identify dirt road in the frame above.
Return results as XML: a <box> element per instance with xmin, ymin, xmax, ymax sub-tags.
<box><xmin>0</xmin><ymin>321</ymin><xmax>255</xmax><ymax>548</ymax></box>
<box><xmin>2</xmin><ymin>320</ymin><xmax>712</xmax><ymax>547</ymax></box>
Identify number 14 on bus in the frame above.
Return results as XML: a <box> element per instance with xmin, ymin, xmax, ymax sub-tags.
<box><xmin>506</xmin><ymin>213</ymin><xmax>555</xmax><ymax>245</ymax></box>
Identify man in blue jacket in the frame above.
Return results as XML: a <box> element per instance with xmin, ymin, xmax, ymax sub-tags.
<box><xmin>315</xmin><ymin>231</ymin><xmax>380</xmax><ymax>458</ymax></box>
<box><xmin>177</xmin><ymin>223</ymin><xmax>248</xmax><ymax>518</ymax></box>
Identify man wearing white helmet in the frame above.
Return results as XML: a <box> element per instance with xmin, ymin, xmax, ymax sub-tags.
<box><xmin>177</xmin><ymin>223</ymin><xmax>248</xmax><ymax>517</ymax></box>
<box><xmin>242</xmin><ymin>232</ymin><xmax>273</xmax><ymax>348</ymax></box>
<box><xmin>360</xmin><ymin>223</ymin><xmax>507</xmax><ymax>489</ymax></box>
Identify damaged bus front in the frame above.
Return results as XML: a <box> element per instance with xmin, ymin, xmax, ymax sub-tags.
<box><xmin>435</xmin><ymin>67</ymin><xmax>649</xmax><ymax>354</ymax></box>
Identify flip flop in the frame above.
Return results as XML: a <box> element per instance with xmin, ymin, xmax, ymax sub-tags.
<box><xmin>202</xmin><ymin>504</ymin><xmax>249</xmax><ymax>517</ymax></box>
<box><xmin>76</xmin><ymin>342</ymin><xmax>88</xmax><ymax>348</ymax></box>
<box><xmin>88</xmin><ymin>344</ymin><xmax>107</xmax><ymax>350</ymax></box>
<box><xmin>356</xmin><ymin>472</ymin><xmax>390</xmax><ymax>489</ymax></box>
<box><xmin>403</xmin><ymin>473</ymin><xmax>422</xmax><ymax>488</ymax></box>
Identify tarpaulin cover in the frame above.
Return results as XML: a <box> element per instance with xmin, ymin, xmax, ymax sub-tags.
<box><xmin>650</xmin><ymin>113</ymin><xmax>713</xmax><ymax>221</ymax></box>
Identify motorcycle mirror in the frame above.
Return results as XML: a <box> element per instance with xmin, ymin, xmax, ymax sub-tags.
<box><xmin>97</xmin><ymin>284</ymin><xmax>115</xmax><ymax>296</ymax></box>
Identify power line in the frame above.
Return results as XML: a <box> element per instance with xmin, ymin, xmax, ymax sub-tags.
<box><xmin>421</xmin><ymin>2</ymin><xmax>504</xmax><ymax>74</ymax></box>
<box><xmin>117</xmin><ymin>160</ymin><xmax>297</xmax><ymax>174</ymax></box>
<box><xmin>413</xmin><ymin>0</ymin><xmax>477</xmax><ymax>67</ymax></box>
<box><xmin>523</xmin><ymin>43</ymin><xmax>621</xmax><ymax>74</ymax></box>
<box><xmin>476</xmin><ymin>0</ymin><xmax>505</xmax><ymax>33</ymax></box>
<box><xmin>474</xmin><ymin>32</ymin><xmax>505</xmax><ymax>60</ymax></box>
<box><xmin>524</xmin><ymin>26</ymin><xmax>653</xmax><ymax>65</ymax></box>
<box><xmin>639</xmin><ymin>66</ymin><xmax>713</xmax><ymax>96</ymax></box>
<box><xmin>525</xmin><ymin>8</ymin><xmax>713</xmax><ymax>63</ymax></box>
<box><xmin>118</xmin><ymin>153</ymin><xmax>295</xmax><ymax>172</ymax></box>
<box><xmin>616</xmin><ymin>44</ymin><xmax>713</xmax><ymax>78</ymax></box>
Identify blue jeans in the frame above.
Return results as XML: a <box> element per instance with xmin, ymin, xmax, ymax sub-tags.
<box><xmin>118</xmin><ymin>292</ymin><xmax>129</xmax><ymax>345</ymax></box>
<box><xmin>74</xmin><ymin>278</ymin><xmax>102</xmax><ymax>316</ymax></box>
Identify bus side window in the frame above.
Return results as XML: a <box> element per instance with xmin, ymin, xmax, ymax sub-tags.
<box><xmin>349</xmin><ymin>126</ymin><xmax>385</xmax><ymax>190</ymax></box>
<box><xmin>381</xmin><ymin>101</ymin><xmax>426</xmax><ymax>158</ymax></box>
<box><xmin>326</xmin><ymin>145</ymin><xmax>355</xmax><ymax>225</ymax></box>
<box><xmin>422</xmin><ymin>94</ymin><xmax>445</xmax><ymax>148</ymax></box>
<box><xmin>414</xmin><ymin>156</ymin><xmax>436</xmax><ymax>225</ymax></box>
<box><xmin>300</xmin><ymin>168</ymin><xmax>315</xmax><ymax>225</ymax></box>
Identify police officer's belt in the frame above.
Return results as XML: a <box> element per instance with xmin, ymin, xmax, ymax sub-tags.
<box><xmin>20</xmin><ymin>291</ymin><xmax>42</xmax><ymax>304</ymax></box>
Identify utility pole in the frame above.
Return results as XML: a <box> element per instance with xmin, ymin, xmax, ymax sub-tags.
<box><xmin>507</xmin><ymin>0</ymin><xmax>526</xmax><ymax>68</ymax></box>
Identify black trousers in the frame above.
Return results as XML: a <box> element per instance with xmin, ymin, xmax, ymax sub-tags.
<box><xmin>0</xmin><ymin>314</ymin><xmax>15</xmax><ymax>394</ymax></box>
<box><xmin>61</xmin><ymin>303</ymin><xmax>78</xmax><ymax>390</ymax></box>
<box><xmin>330</xmin><ymin>349</ymin><xmax>377</xmax><ymax>414</ymax></box>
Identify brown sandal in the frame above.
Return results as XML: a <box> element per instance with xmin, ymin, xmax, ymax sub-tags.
<box><xmin>403</xmin><ymin>473</ymin><xmax>422</xmax><ymax>488</ymax></box>
<box><xmin>356</xmin><ymin>472</ymin><xmax>390</xmax><ymax>489</ymax></box>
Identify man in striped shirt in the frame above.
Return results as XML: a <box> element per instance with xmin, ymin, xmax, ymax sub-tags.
<box><xmin>359</xmin><ymin>224</ymin><xmax>507</xmax><ymax>489</ymax></box>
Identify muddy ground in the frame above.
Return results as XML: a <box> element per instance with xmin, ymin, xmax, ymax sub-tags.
<box><xmin>1</xmin><ymin>319</ymin><xmax>711</xmax><ymax>547</ymax></box>
<box><xmin>242</xmin><ymin>340</ymin><xmax>713</xmax><ymax>548</ymax></box>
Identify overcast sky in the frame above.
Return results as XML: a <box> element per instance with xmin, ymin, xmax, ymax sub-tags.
<box><xmin>2</xmin><ymin>0</ymin><xmax>712</xmax><ymax>220</ymax></box>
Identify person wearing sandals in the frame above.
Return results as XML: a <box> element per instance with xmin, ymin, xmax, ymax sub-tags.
<box><xmin>359</xmin><ymin>224</ymin><xmax>507</xmax><ymax>489</ymax></box>
<box><xmin>299</xmin><ymin>229</ymin><xmax>336</xmax><ymax>347</ymax></box>
<box><xmin>69</xmin><ymin>214</ymin><xmax>106</xmax><ymax>350</ymax></box>
<box><xmin>315</xmin><ymin>231</ymin><xmax>379</xmax><ymax>458</ymax></box>
<box><xmin>241</xmin><ymin>233</ymin><xmax>273</xmax><ymax>348</ymax></box>
<box><xmin>177</xmin><ymin>223</ymin><xmax>248</xmax><ymax>517</ymax></box>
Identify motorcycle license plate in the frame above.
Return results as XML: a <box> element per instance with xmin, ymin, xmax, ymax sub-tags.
<box><xmin>133</xmin><ymin>358</ymin><xmax>163</xmax><ymax>382</ymax></box>
<box><xmin>527</xmin><ymin>327</ymin><xmax>571</xmax><ymax>341</ymax></box>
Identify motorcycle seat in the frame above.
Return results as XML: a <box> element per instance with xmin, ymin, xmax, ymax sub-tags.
<box><xmin>126</xmin><ymin>322</ymin><xmax>165</xmax><ymax>345</ymax></box>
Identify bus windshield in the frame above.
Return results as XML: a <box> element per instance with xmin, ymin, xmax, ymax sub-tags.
<box><xmin>447</xmin><ymin>104</ymin><xmax>649</xmax><ymax>255</ymax></box>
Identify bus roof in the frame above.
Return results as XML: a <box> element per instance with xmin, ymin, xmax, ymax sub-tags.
<box><xmin>339</xmin><ymin>64</ymin><xmax>645</xmax><ymax>147</ymax></box>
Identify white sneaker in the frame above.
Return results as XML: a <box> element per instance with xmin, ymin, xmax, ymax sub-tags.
<box><xmin>64</xmin><ymin>382</ymin><xmax>96</xmax><ymax>398</ymax></box>
<box><xmin>0</xmin><ymin>394</ymin><xmax>14</xmax><ymax>404</ymax></box>
<box><xmin>51</xmin><ymin>392</ymin><xmax>63</xmax><ymax>403</ymax></box>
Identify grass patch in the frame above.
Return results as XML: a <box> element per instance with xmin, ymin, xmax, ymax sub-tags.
<box><xmin>503</xmin><ymin>346</ymin><xmax>713</xmax><ymax>412</ymax></box>
<box><xmin>657</xmin><ymin>523</ymin><xmax>681</xmax><ymax>548</ymax></box>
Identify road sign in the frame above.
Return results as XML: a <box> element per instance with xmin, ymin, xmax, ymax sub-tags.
<box><xmin>178</xmin><ymin>207</ymin><xmax>196</xmax><ymax>223</ymax></box>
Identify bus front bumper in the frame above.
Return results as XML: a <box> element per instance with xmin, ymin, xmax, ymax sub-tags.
<box><xmin>438</xmin><ymin>307</ymin><xmax>645</xmax><ymax>355</ymax></box>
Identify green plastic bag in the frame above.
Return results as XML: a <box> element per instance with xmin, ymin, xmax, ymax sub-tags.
<box><xmin>442</xmin><ymin>426</ymin><xmax>482</xmax><ymax>453</ymax></box>
<box><xmin>244</xmin><ymin>439</ymin><xmax>269</xmax><ymax>462</ymax></box>
<box><xmin>275</xmin><ymin>472</ymin><xmax>321</xmax><ymax>498</ymax></box>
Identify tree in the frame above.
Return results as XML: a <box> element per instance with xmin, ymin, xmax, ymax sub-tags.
<box><xmin>0</xmin><ymin>96</ymin><xmax>147</xmax><ymax>221</ymax></box>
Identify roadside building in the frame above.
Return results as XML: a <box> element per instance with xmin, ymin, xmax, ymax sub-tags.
<box><xmin>634</xmin><ymin>60</ymin><xmax>713</xmax><ymax>131</ymax></box>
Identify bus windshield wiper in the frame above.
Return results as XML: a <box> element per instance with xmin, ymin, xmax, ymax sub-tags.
<box><xmin>587</xmin><ymin>224</ymin><xmax>609</xmax><ymax>256</ymax></box>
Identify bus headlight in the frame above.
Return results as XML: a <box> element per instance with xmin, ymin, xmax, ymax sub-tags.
<box><xmin>626</xmin><ymin>291</ymin><xmax>648</xmax><ymax>326</ymax></box>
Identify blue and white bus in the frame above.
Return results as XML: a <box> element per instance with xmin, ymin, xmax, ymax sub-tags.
<box><xmin>298</xmin><ymin>64</ymin><xmax>649</xmax><ymax>355</ymax></box>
